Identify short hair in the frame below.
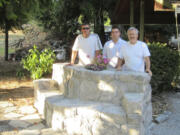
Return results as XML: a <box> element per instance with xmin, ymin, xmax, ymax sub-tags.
<box><xmin>112</xmin><ymin>25</ymin><xmax>121</xmax><ymax>32</ymax></box>
<box><xmin>81</xmin><ymin>23</ymin><xmax>90</xmax><ymax>28</ymax></box>
<box><xmin>127</xmin><ymin>27</ymin><xmax>139</xmax><ymax>34</ymax></box>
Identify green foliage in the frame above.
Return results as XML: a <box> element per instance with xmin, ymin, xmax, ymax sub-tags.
<box><xmin>37</xmin><ymin>0</ymin><xmax>81</xmax><ymax>41</ymax></box>
<box><xmin>37</xmin><ymin>0</ymin><xmax>117</xmax><ymax>43</ymax></box>
<box><xmin>148</xmin><ymin>42</ymin><xmax>180</xmax><ymax>93</ymax></box>
<box><xmin>21</xmin><ymin>45</ymin><xmax>56</xmax><ymax>80</ymax></box>
<box><xmin>0</xmin><ymin>0</ymin><xmax>50</xmax><ymax>60</ymax></box>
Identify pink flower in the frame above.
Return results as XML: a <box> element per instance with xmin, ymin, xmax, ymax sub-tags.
<box><xmin>87</xmin><ymin>55</ymin><xmax>90</xmax><ymax>58</ymax></box>
<box><xmin>103</xmin><ymin>58</ymin><xmax>109</xmax><ymax>64</ymax></box>
<box><xmin>97</xmin><ymin>58</ymin><xmax>102</xmax><ymax>63</ymax></box>
<box><xmin>97</xmin><ymin>55</ymin><xmax>101</xmax><ymax>58</ymax></box>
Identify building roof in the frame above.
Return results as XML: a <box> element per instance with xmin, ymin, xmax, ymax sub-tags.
<box><xmin>111</xmin><ymin>0</ymin><xmax>180</xmax><ymax>24</ymax></box>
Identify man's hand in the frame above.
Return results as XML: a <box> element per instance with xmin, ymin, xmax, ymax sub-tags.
<box><xmin>65</xmin><ymin>63</ymin><xmax>73</xmax><ymax>66</ymax></box>
<box><xmin>116</xmin><ymin>58</ymin><xmax>123</xmax><ymax>71</ymax></box>
<box><xmin>116</xmin><ymin>66</ymin><xmax>122</xmax><ymax>71</ymax></box>
<box><xmin>146</xmin><ymin>69</ymin><xmax>152</xmax><ymax>76</ymax></box>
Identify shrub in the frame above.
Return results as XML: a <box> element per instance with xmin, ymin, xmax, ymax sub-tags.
<box><xmin>148</xmin><ymin>42</ymin><xmax>180</xmax><ymax>93</ymax></box>
<box><xmin>21</xmin><ymin>45</ymin><xmax>56</xmax><ymax>80</ymax></box>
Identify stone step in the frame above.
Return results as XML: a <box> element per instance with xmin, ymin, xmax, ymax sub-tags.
<box><xmin>34</xmin><ymin>79</ymin><xmax>62</xmax><ymax>115</ymax></box>
<box><xmin>52</xmin><ymin>63</ymin><xmax>151</xmax><ymax>105</ymax></box>
<box><xmin>33</xmin><ymin>79</ymin><xmax>60</xmax><ymax>91</ymax></box>
<box><xmin>44</xmin><ymin>96</ymin><xmax>127</xmax><ymax>135</ymax></box>
<box><xmin>34</xmin><ymin>88</ymin><xmax>62</xmax><ymax>115</ymax></box>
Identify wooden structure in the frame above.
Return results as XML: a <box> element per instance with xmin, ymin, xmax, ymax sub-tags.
<box><xmin>112</xmin><ymin>0</ymin><xmax>180</xmax><ymax>40</ymax></box>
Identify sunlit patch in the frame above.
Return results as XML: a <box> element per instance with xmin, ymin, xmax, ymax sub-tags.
<box><xmin>129</xmin><ymin>128</ymin><xmax>139</xmax><ymax>135</ymax></box>
<box><xmin>98</xmin><ymin>80</ymin><xmax>114</xmax><ymax>92</ymax></box>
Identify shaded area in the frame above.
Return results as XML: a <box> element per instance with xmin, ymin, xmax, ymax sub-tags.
<box><xmin>0</xmin><ymin>87</ymin><xmax>33</xmax><ymax>101</ymax></box>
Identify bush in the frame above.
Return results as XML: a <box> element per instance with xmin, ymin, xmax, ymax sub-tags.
<box><xmin>21</xmin><ymin>45</ymin><xmax>56</xmax><ymax>80</ymax></box>
<box><xmin>148</xmin><ymin>42</ymin><xmax>180</xmax><ymax>93</ymax></box>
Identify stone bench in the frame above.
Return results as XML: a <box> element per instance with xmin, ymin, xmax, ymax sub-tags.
<box><xmin>34</xmin><ymin>63</ymin><xmax>152</xmax><ymax>135</ymax></box>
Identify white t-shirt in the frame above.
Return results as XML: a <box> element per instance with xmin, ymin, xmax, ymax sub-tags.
<box><xmin>72</xmin><ymin>34</ymin><xmax>102</xmax><ymax>65</ymax></box>
<box><xmin>118</xmin><ymin>41</ymin><xmax>151</xmax><ymax>72</ymax></box>
<box><xmin>103</xmin><ymin>38</ymin><xmax>127</xmax><ymax>68</ymax></box>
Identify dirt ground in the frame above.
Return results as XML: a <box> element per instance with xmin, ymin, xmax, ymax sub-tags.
<box><xmin>0</xmin><ymin>59</ymin><xmax>34</xmax><ymax>107</ymax></box>
<box><xmin>0</xmin><ymin>59</ymin><xmax>169</xmax><ymax>117</ymax></box>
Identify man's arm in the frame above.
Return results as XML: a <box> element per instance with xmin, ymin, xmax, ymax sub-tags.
<box><xmin>70</xmin><ymin>51</ymin><xmax>78</xmax><ymax>64</ymax></box>
<box><xmin>144</xmin><ymin>56</ymin><xmax>152</xmax><ymax>76</ymax></box>
<box><xmin>116</xmin><ymin>58</ymin><xmax>123</xmax><ymax>70</ymax></box>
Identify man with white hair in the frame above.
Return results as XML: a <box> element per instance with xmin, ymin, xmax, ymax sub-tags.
<box><xmin>116</xmin><ymin>27</ymin><xmax>152</xmax><ymax>76</ymax></box>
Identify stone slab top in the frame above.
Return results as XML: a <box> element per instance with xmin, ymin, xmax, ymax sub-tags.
<box><xmin>53</xmin><ymin>63</ymin><xmax>151</xmax><ymax>84</ymax></box>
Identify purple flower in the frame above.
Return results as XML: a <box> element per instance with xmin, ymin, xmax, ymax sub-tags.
<box><xmin>103</xmin><ymin>58</ymin><xmax>109</xmax><ymax>64</ymax></box>
<box><xmin>97</xmin><ymin>58</ymin><xmax>102</xmax><ymax>63</ymax></box>
<box><xmin>97</xmin><ymin>55</ymin><xmax>101</xmax><ymax>58</ymax></box>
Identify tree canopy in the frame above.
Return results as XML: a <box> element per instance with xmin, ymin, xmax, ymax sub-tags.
<box><xmin>0</xmin><ymin>0</ymin><xmax>51</xmax><ymax>60</ymax></box>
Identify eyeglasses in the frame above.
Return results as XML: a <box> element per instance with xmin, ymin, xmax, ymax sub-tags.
<box><xmin>82</xmin><ymin>27</ymin><xmax>90</xmax><ymax>30</ymax></box>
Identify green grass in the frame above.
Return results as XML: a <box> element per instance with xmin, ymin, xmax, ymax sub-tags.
<box><xmin>0</xmin><ymin>34</ymin><xmax>24</xmax><ymax>57</ymax></box>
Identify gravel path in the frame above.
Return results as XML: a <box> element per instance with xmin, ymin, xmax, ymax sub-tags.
<box><xmin>0</xmin><ymin>100</ymin><xmax>68</xmax><ymax>135</ymax></box>
<box><xmin>152</xmin><ymin>92</ymin><xmax>180</xmax><ymax>135</ymax></box>
<box><xmin>0</xmin><ymin>90</ymin><xmax>180</xmax><ymax>135</ymax></box>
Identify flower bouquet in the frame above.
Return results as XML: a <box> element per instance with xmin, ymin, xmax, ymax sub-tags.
<box><xmin>85</xmin><ymin>55</ymin><xmax>109</xmax><ymax>71</ymax></box>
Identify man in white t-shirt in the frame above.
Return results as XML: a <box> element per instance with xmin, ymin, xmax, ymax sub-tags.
<box><xmin>103</xmin><ymin>26</ymin><xmax>126</xmax><ymax>68</ymax></box>
<box><xmin>70</xmin><ymin>23</ymin><xmax>102</xmax><ymax>66</ymax></box>
<box><xmin>116</xmin><ymin>27</ymin><xmax>152</xmax><ymax>76</ymax></box>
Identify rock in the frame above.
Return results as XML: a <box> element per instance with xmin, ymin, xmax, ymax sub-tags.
<box><xmin>41</xmin><ymin>128</ymin><xmax>67</xmax><ymax>135</ymax></box>
<box><xmin>4</xmin><ymin>113</ymin><xmax>24</xmax><ymax>119</ymax></box>
<box><xmin>4</xmin><ymin>106</ymin><xmax>17</xmax><ymax>113</ymax></box>
<box><xmin>122</xmin><ymin>93</ymin><xmax>144</xmax><ymax>114</ymax></box>
<box><xmin>27</xmin><ymin>123</ymin><xmax>45</xmax><ymax>130</ymax></box>
<box><xmin>20</xmin><ymin>114</ymin><xmax>42</xmax><ymax>124</ymax></box>
<box><xmin>0</xmin><ymin>125</ymin><xmax>13</xmax><ymax>132</ymax></box>
<box><xmin>155</xmin><ymin>111</ymin><xmax>172</xmax><ymax>123</ymax></box>
<box><xmin>9</xmin><ymin>120</ymin><xmax>30</xmax><ymax>128</ymax></box>
<box><xmin>36</xmin><ymin>63</ymin><xmax>153</xmax><ymax>135</ymax></box>
<box><xmin>149</xmin><ymin>122</ymin><xmax>157</xmax><ymax>130</ymax></box>
<box><xmin>45</xmin><ymin>96</ymin><xmax>126</xmax><ymax>134</ymax></box>
<box><xmin>33</xmin><ymin>79</ymin><xmax>59</xmax><ymax>91</ymax></box>
<box><xmin>18</xmin><ymin>129</ymin><xmax>40</xmax><ymax>135</ymax></box>
<box><xmin>0</xmin><ymin>101</ymin><xmax>14</xmax><ymax>108</ymax></box>
<box><xmin>18</xmin><ymin>106</ymin><xmax>36</xmax><ymax>114</ymax></box>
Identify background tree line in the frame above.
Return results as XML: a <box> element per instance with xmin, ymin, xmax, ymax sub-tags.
<box><xmin>0</xmin><ymin>0</ymin><xmax>117</xmax><ymax>61</ymax></box>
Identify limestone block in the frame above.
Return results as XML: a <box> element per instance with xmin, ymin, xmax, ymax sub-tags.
<box><xmin>66</xmin><ymin>77</ymin><xmax>80</xmax><ymax>98</ymax></box>
<box><xmin>33</xmin><ymin>79</ymin><xmax>59</xmax><ymax>91</ymax></box>
<box><xmin>34</xmin><ymin>88</ymin><xmax>62</xmax><ymax>115</ymax></box>
<box><xmin>79</xmin><ymin>80</ymin><xmax>100</xmax><ymax>101</ymax></box>
<box><xmin>39</xmin><ymin>63</ymin><xmax>153</xmax><ymax>135</ymax></box>
<box><xmin>114</xmin><ymin>71</ymin><xmax>151</xmax><ymax>84</ymax></box>
<box><xmin>44</xmin><ymin>96</ymin><xmax>126</xmax><ymax>135</ymax></box>
<box><xmin>122</xmin><ymin>93</ymin><xmax>144</xmax><ymax>114</ymax></box>
<box><xmin>127</xmin><ymin>124</ymin><xmax>145</xmax><ymax>135</ymax></box>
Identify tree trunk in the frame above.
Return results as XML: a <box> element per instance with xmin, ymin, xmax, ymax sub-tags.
<box><xmin>94</xmin><ymin>8</ymin><xmax>105</xmax><ymax>45</ymax></box>
<box><xmin>5</xmin><ymin>21</ymin><xmax>9</xmax><ymax>61</ymax></box>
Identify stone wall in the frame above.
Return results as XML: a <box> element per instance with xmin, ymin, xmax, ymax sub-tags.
<box><xmin>34</xmin><ymin>63</ymin><xmax>152</xmax><ymax>135</ymax></box>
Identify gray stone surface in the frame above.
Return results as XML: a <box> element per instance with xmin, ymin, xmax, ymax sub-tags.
<box><xmin>152</xmin><ymin>93</ymin><xmax>180</xmax><ymax>135</ymax></box>
<box><xmin>33</xmin><ymin>79</ymin><xmax>60</xmax><ymax>91</ymax></box>
<box><xmin>8</xmin><ymin>120</ymin><xmax>31</xmax><ymax>128</ymax></box>
<box><xmin>45</xmin><ymin>96</ymin><xmax>126</xmax><ymax>135</ymax></box>
<box><xmin>18</xmin><ymin>106</ymin><xmax>36</xmax><ymax>114</ymax></box>
<box><xmin>0</xmin><ymin>101</ymin><xmax>14</xmax><ymax>108</ymax></box>
<box><xmin>33</xmin><ymin>63</ymin><xmax>153</xmax><ymax>135</ymax></box>
<box><xmin>34</xmin><ymin>83</ymin><xmax>62</xmax><ymax>115</ymax></box>
<box><xmin>20</xmin><ymin>114</ymin><xmax>42</xmax><ymax>124</ymax></box>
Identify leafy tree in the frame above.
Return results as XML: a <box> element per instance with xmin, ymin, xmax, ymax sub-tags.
<box><xmin>80</xmin><ymin>0</ymin><xmax>117</xmax><ymax>44</ymax></box>
<box><xmin>38</xmin><ymin>0</ymin><xmax>81</xmax><ymax>42</ymax></box>
<box><xmin>0</xmin><ymin>0</ymin><xmax>51</xmax><ymax>61</ymax></box>
<box><xmin>38</xmin><ymin>0</ymin><xmax>117</xmax><ymax>44</ymax></box>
